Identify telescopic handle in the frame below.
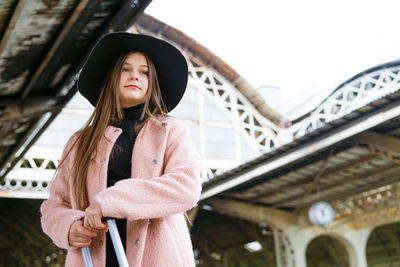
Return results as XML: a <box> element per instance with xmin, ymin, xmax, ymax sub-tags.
<box><xmin>81</xmin><ymin>246</ymin><xmax>94</xmax><ymax>267</ymax></box>
<box><xmin>81</xmin><ymin>218</ymin><xmax>129</xmax><ymax>267</ymax></box>
<box><xmin>107</xmin><ymin>218</ymin><xmax>129</xmax><ymax>267</ymax></box>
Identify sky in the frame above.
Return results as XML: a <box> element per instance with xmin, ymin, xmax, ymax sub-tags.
<box><xmin>145</xmin><ymin>0</ymin><xmax>400</xmax><ymax>102</ymax></box>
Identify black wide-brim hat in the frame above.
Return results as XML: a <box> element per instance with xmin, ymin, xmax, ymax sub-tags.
<box><xmin>78</xmin><ymin>32</ymin><xmax>188</xmax><ymax>111</ymax></box>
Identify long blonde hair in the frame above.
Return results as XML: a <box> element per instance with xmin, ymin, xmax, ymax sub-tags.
<box><xmin>62</xmin><ymin>51</ymin><xmax>167</xmax><ymax>210</ymax></box>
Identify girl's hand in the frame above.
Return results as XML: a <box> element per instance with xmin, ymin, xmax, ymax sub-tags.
<box><xmin>84</xmin><ymin>201</ymin><xmax>108</xmax><ymax>231</ymax></box>
<box><xmin>68</xmin><ymin>220</ymin><xmax>98</xmax><ymax>248</ymax></box>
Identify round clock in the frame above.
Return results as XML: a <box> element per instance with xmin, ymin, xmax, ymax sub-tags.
<box><xmin>308</xmin><ymin>201</ymin><xmax>335</xmax><ymax>226</ymax></box>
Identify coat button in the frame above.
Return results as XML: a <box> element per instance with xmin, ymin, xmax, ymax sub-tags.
<box><xmin>152</xmin><ymin>159</ymin><xmax>157</xmax><ymax>165</ymax></box>
<box><xmin>135</xmin><ymin>238</ymin><xmax>140</xmax><ymax>245</ymax></box>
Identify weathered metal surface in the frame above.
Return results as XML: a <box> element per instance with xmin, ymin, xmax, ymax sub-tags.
<box><xmin>0</xmin><ymin>0</ymin><xmax>79</xmax><ymax>96</ymax></box>
<box><xmin>0</xmin><ymin>0</ymin><xmax>18</xmax><ymax>41</ymax></box>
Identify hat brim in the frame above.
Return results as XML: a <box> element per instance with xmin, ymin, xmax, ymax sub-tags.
<box><xmin>78</xmin><ymin>32</ymin><xmax>188</xmax><ymax>111</ymax></box>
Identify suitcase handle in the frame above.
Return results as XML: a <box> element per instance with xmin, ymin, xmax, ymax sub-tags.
<box><xmin>82</xmin><ymin>246</ymin><xmax>93</xmax><ymax>267</ymax></box>
<box><xmin>82</xmin><ymin>218</ymin><xmax>129</xmax><ymax>267</ymax></box>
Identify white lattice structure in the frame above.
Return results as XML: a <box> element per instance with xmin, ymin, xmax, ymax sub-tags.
<box><xmin>291</xmin><ymin>64</ymin><xmax>400</xmax><ymax>138</ymax></box>
<box><xmin>187</xmin><ymin>57</ymin><xmax>283</xmax><ymax>153</ymax></box>
<box><xmin>0</xmin><ymin>147</ymin><xmax>60</xmax><ymax>199</ymax></box>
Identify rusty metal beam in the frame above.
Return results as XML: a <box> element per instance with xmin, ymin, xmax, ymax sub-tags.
<box><xmin>252</xmin><ymin>153</ymin><xmax>377</xmax><ymax>203</ymax></box>
<box><xmin>357</xmin><ymin>131</ymin><xmax>400</xmax><ymax>156</ymax></box>
<box><xmin>274</xmin><ymin>164</ymin><xmax>400</xmax><ymax>208</ymax></box>
<box><xmin>293</xmin><ymin>148</ymin><xmax>335</xmax><ymax>212</ymax></box>
<box><xmin>272</xmin><ymin>163</ymin><xmax>392</xmax><ymax>208</ymax></box>
<box><xmin>322</xmin><ymin>170</ymin><xmax>400</xmax><ymax>205</ymax></box>
<box><xmin>205</xmin><ymin>198</ymin><xmax>298</xmax><ymax>228</ymax></box>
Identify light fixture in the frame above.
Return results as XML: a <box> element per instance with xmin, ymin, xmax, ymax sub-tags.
<box><xmin>202</xmin><ymin>204</ymin><xmax>213</xmax><ymax>211</ymax></box>
<box><xmin>244</xmin><ymin>241</ymin><xmax>263</xmax><ymax>252</ymax></box>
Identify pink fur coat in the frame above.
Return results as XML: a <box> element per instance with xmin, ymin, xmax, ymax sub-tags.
<box><xmin>40</xmin><ymin>116</ymin><xmax>201</xmax><ymax>266</ymax></box>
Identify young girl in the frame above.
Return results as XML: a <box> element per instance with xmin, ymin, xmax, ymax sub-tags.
<box><xmin>40</xmin><ymin>32</ymin><xmax>201</xmax><ymax>267</ymax></box>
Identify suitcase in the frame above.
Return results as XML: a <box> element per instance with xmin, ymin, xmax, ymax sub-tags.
<box><xmin>82</xmin><ymin>218</ymin><xmax>129</xmax><ymax>267</ymax></box>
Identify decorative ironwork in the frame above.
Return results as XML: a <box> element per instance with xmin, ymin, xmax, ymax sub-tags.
<box><xmin>333</xmin><ymin>181</ymin><xmax>400</xmax><ymax>228</ymax></box>
<box><xmin>290</xmin><ymin>64</ymin><xmax>400</xmax><ymax>138</ymax></box>
<box><xmin>0</xmin><ymin>148</ymin><xmax>59</xmax><ymax>199</ymax></box>
<box><xmin>273</xmin><ymin>227</ymin><xmax>296</xmax><ymax>267</ymax></box>
<box><xmin>187</xmin><ymin>57</ymin><xmax>282</xmax><ymax>153</ymax></box>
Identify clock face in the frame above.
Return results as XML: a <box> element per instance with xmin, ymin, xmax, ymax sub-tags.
<box><xmin>308</xmin><ymin>201</ymin><xmax>335</xmax><ymax>226</ymax></box>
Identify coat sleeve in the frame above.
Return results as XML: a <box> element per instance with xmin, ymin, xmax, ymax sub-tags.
<box><xmin>94</xmin><ymin>124</ymin><xmax>202</xmax><ymax>221</ymax></box>
<box><xmin>40</xmin><ymin>136</ymin><xmax>85</xmax><ymax>249</ymax></box>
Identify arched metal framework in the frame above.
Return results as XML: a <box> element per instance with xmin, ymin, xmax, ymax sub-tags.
<box><xmin>291</xmin><ymin>62</ymin><xmax>400</xmax><ymax>138</ymax></box>
<box><xmin>187</xmin><ymin>57</ymin><xmax>282</xmax><ymax>153</ymax></box>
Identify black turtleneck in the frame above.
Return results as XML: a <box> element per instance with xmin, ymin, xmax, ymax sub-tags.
<box><xmin>106</xmin><ymin>103</ymin><xmax>144</xmax><ymax>267</ymax></box>
<box><xmin>107</xmin><ymin>103</ymin><xmax>144</xmax><ymax>186</ymax></box>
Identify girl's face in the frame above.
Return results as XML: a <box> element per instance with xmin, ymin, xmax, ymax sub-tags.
<box><xmin>118</xmin><ymin>52</ymin><xmax>149</xmax><ymax>108</ymax></box>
